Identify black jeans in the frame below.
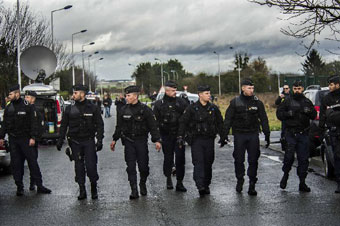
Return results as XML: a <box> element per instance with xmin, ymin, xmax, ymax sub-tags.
<box><xmin>9</xmin><ymin>136</ymin><xmax>42</xmax><ymax>187</ymax></box>
<box><xmin>70</xmin><ymin>139</ymin><xmax>99</xmax><ymax>184</ymax></box>
<box><xmin>191</xmin><ymin>136</ymin><xmax>215</xmax><ymax>189</ymax></box>
<box><xmin>124</xmin><ymin>137</ymin><xmax>149</xmax><ymax>184</ymax></box>
<box><xmin>283</xmin><ymin>131</ymin><xmax>309</xmax><ymax>179</ymax></box>
<box><xmin>161</xmin><ymin>134</ymin><xmax>185</xmax><ymax>180</ymax></box>
<box><xmin>233</xmin><ymin>133</ymin><xmax>260</xmax><ymax>183</ymax></box>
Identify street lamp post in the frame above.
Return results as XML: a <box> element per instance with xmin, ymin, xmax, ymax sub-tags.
<box><xmin>213</xmin><ymin>51</ymin><xmax>221</xmax><ymax>96</ymax></box>
<box><xmin>81</xmin><ymin>42</ymin><xmax>95</xmax><ymax>85</ymax></box>
<box><xmin>155</xmin><ymin>58</ymin><xmax>164</xmax><ymax>87</ymax></box>
<box><xmin>87</xmin><ymin>51</ymin><xmax>99</xmax><ymax>91</ymax></box>
<box><xmin>16</xmin><ymin>0</ymin><xmax>21</xmax><ymax>90</ymax></box>
<box><xmin>71</xmin><ymin>29</ymin><xmax>87</xmax><ymax>86</ymax></box>
<box><xmin>128</xmin><ymin>63</ymin><xmax>144</xmax><ymax>91</ymax></box>
<box><xmin>93</xmin><ymin>57</ymin><xmax>104</xmax><ymax>94</ymax></box>
<box><xmin>163</xmin><ymin>71</ymin><xmax>170</xmax><ymax>81</ymax></box>
<box><xmin>237</xmin><ymin>55</ymin><xmax>241</xmax><ymax>94</ymax></box>
<box><xmin>51</xmin><ymin>5</ymin><xmax>72</xmax><ymax>51</ymax></box>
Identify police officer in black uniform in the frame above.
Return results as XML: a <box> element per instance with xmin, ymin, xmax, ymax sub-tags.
<box><xmin>275</xmin><ymin>84</ymin><xmax>290</xmax><ymax>152</ymax></box>
<box><xmin>319</xmin><ymin>76</ymin><xmax>340</xmax><ymax>193</ymax></box>
<box><xmin>24</xmin><ymin>91</ymin><xmax>44</xmax><ymax>191</ymax></box>
<box><xmin>57</xmin><ymin>85</ymin><xmax>104</xmax><ymax>200</ymax></box>
<box><xmin>110</xmin><ymin>85</ymin><xmax>161</xmax><ymax>199</ymax></box>
<box><xmin>224</xmin><ymin>79</ymin><xmax>270</xmax><ymax>196</ymax></box>
<box><xmin>153</xmin><ymin>81</ymin><xmax>188</xmax><ymax>191</ymax></box>
<box><xmin>178</xmin><ymin>85</ymin><xmax>226</xmax><ymax>197</ymax></box>
<box><xmin>277</xmin><ymin>80</ymin><xmax>316</xmax><ymax>192</ymax></box>
<box><xmin>0</xmin><ymin>85</ymin><xmax>51</xmax><ymax>196</ymax></box>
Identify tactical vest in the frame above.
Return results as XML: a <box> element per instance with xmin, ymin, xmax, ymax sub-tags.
<box><xmin>190</xmin><ymin>103</ymin><xmax>217</xmax><ymax>136</ymax></box>
<box><xmin>121</xmin><ymin>104</ymin><xmax>148</xmax><ymax>137</ymax></box>
<box><xmin>6</xmin><ymin>99</ymin><xmax>31</xmax><ymax>137</ymax></box>
<box><xmin>68</xmin><ymin>101</ymin><xmax>96</xmax><ymax>138</ymax></box>
<box><xmin>233</xmin><ymin>96</ymin><xmax>260</xmax><ymax>130</ymax></box>
<box><xmin>158</xmin><ymin>98</ymin><xmax>182</xmax><ymax>133</ymax></box>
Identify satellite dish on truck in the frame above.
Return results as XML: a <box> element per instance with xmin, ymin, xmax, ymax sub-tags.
<box><xmin>20</xmin><ymin>45</ymin><xmax>57</xmax><ymax>82</ymax></box>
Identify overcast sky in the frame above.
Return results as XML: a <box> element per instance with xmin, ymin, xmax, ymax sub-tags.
<box><xmin>4</xmin><ymin>0</ymin><xmax>340</xmax><ymax>80</ymax></box>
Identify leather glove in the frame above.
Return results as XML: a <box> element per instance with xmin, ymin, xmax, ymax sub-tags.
<box><xmin>96</xmin><ymin>140</ymin><xmax>103</xmax><ymax>152</ymax></box>
<box><xmin>303</xmin><ymin>107</ymin><xmax>312</xmax><ymax>114</ymax></box>
<box><xmin>286</xmin><ymin>110</ymin><xmax>294</xmax><ymax>118</ymax></box>
<box><xmin>56</xmin><ymin>139</ymin><xmax>63</xmax><ymax>151</ymax></box>
<box><xmin>265</xmin><ymin>134</ymin><xmax>270</xmax><ymax>148</ymax></box>
<box><xmin>177</xmin><ymin>136</ymin><xmax>185</xmax><ymax>148</ymax></box>
<box><xmin>218</xmin><ymin>136</ymin><xmax>229</xmax><ymax>148</ymax></box>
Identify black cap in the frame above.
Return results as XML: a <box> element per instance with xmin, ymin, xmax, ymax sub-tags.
<box><xmin>9</xmin><ymin>84</ymin><xmax>20</xmax><ymax>92</ymax></box>
<box><xmin>73</xmin><ymin>84</ymin><xmax>88</xmax><ymax>92</ymax></box>
<box><xmin>25</xmin><ymin>91</ymin><xmax>37</xmax><ymax>97</ymax></box>
<box><xmin>292</xmin><ymin>80</ymin><xmax>304</xmax><ymax>87</ymax></box>
<box><xmin>328</xmin><ymin>76</ymin><xmax>340</xmax><ymax>84</ymax></box>
<box><xmin>124</xmin><ymin>85</ymin><xmax>140</xmax><ymax>94</ymax></box>
<box><xmin>164</xmin><ymin>80</ymin><xmax>177</xmax><ymax>88</ymax></box>
<box><xmin>197</xmin><ymin>85</ymin><xmax>210</xmax><ymax>92</ymax></box>
<box><xmin>241</xmin><ymin>78</ymin><xmax>254</xmax><ymax>86</ymax></box>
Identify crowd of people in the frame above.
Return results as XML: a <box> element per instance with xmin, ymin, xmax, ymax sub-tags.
<box><xmin>1</xmin><ymin>76</ymin><xmax>340</xmax><ymax>200</ymax></box>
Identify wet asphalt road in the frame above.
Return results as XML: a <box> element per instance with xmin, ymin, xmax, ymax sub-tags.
<box><xmin>1</xmin><ymin>107</ymin><xmax>340</xmax><ymax>226</ymax></box>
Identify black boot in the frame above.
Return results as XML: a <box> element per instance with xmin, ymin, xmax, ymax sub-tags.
<box><xmin>248</xmin><ymin>181</ymin><xmax>257</xmax><ymax>196</ymax></box>
<box><xmin>236</xmin><ymin>178</ymin><xmax>244</xmax><ymax>193</ymax></box>
<box><xmin>78</xmin><ymin>184</ymin><xmax>87</xmax><ymax>200</ymax></box>
<box><xmin>129</xmin><ymin>182</ymin><xmax>139</xmax><ymax>199</ymax></box>
<box><xmin>37</xmin><ymin>185</ymin><xmax>52</xmax><ymax>194</ymax></box>
<box><xmin>335</xmin><ymin>182</ymin><xmax>340</xmax><ymax>194</ymax></box>
<box><xmin>29</xmin><ymin>180</ymin><xmax>35</xmax><ymax>191</ymax></box>
<box><xmin>166</xmin><ymin>176</ymin><xmax>173</xmax><ymax>190</ymax></box>
<box><xmin>299</xmin><ymin>178</ymin><xmax>311</xmax><ymax>192</ymax></box>
<box><xmin>204</xmin><ymin>187</ymin><xmax>210</xmax><ymax>195</ymax></box>
<box><xmin>16</xmin><ymin>186</ymin><xmax>24</xmax><ymax>196</ymax></box>
<box><xmin>139</xmin><ymin>179</ymin><xmax>147</xmax><ymax>196</ymax></box>
<box><xmin>280</xmin><ymin>173</ymin><xmax>289</xmax><ymax>189</ymax></box>
<box><xmin>198</xmin><ymin>187</ymin><xmax>206</xmax><ymax>197</ymax></box>
<box><xmin>176</xmin><ymin>180</ymin><xmax>187</xmax><ymax>192</ymax></box>
<box><xmin>91</xmin><ymin>182</ymin><xmax>98</xmax><ymax>199</ymax></box>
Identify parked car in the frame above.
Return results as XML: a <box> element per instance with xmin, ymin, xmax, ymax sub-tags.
<box><xmin>304</xmin><ymin>87</ymin><xmax>333</xmax><ymax>178</ymax></box>
<box><xmin>23</xmin><ymin>83</ymin><xmax>62</xmax><ymax>143</ymax></box>
<box><xmin>0</xmin><ymin>109</ymin><xmax>11</xmax><ymax>173</ymax></box>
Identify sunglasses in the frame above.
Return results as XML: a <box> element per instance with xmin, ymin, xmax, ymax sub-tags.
<box><xmin>283</xmin><ymin>88</ymin><xmax>289</xmax><ymax>90</ymax></box>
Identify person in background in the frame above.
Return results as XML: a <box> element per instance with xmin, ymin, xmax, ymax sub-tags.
<box><xmin>275</xmin><ymin>84</ymin><xmax>291</xmax><ymax>152</ymax></box>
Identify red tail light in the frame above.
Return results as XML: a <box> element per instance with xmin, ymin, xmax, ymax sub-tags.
<box><xmin>314</xmin><ymin>106</ymin><xmax>320</xmax><ymax>120</ymax></box>
<box><xmin>56</xmin><ymin>100</ymin><xmax>61</xmax><ymax>127</ymax></box>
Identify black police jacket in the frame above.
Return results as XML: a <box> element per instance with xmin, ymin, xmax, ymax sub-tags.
<box><xmin>178</xmin><ymin>100</ymin><xmax>224</xmax><ymax>138</ymax></box>
<box><xmin>153</xmin><ymin>94</ymin><xmax>188</xmax><ymax>135</ymax></box>
<box><xmin>276</xmin><ymin>93</ymin><xmax>317</xmax><ymax>132</ymax></box>
<box><xmin>275</xmin><ymin>92</ymin><xmax>290</xmax><ymax>106</ymax></box>
<box><xmin>0</xmin><ymin>98</ymin><xmax>38</xmax><ymax>139</ymax></box>
<box><xmin>60</xmin><ymin>99</ymin><xmax>104</xmax><ymax>141</ymax></box>
<box><xmin>112</xmin><ymin>101</ymin><xmax>161</xmax><ymax>142</ymax></box>
<box><xmin>224</xmin><ymin>93</ymin><xmax>270</xmax><ymax>135</ymax></box>
<box><xmin>319</xmin><ymin>88</ymin><xmax>340</xmax><ymax>128</ymax></box>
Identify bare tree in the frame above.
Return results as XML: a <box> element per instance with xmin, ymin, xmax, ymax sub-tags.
<box><xmin>249</xmin><ymin>0</ymin><xmax>340</xmax><ymax>54</ymax></box>
<box><xmin>0</xmin><ymin>2</ymin><xmax>71</xmax><ymax>71</ymax></box>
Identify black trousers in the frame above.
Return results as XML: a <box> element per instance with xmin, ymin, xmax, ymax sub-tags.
<box><xmin>9</xmin><ymin>136</ymin><xmax>42</xmax><ymax>187</ymax></box>
<box><xmin>233</xmin><ymin>133</ymin><xmax>260</xmax><ymax>183</ymax></box>
<box><xmin>123</xmin><ymin>138</ymin><xmax>149</xmax><ymax>184</ymax></box>
<box><xmin>29</xmin><ymin>143</ymin><xmax>39</xmax><ymax>185</ymax></box>
<box><xmin>161</xmin><ymin>134</ymin><xmax>185</xmax><ymax>180</ymax></box>
<box><xmin>331</xmin><ymin>136</ymin><xmax>340</xmax><ymax>183</ymax></box>
<box><xmin>283</xmin><ymin>131</ymin><xmax>309</xmax><ymax>179</ymax></box>
<box><xmin>70</xmin><ymin>139</ymin><xmax>99</xmax><ymax>185</ymax></box>
<box><xmin>191</xmin><ymin>136</ymin><xmax>215</xmax><ymax>189</ymax></box>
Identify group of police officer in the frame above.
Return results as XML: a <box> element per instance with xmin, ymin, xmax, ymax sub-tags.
<box><xmin>3</xmin><ymin>75</ymin><xmax>340</xmax><ymax>200</ymax></box>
